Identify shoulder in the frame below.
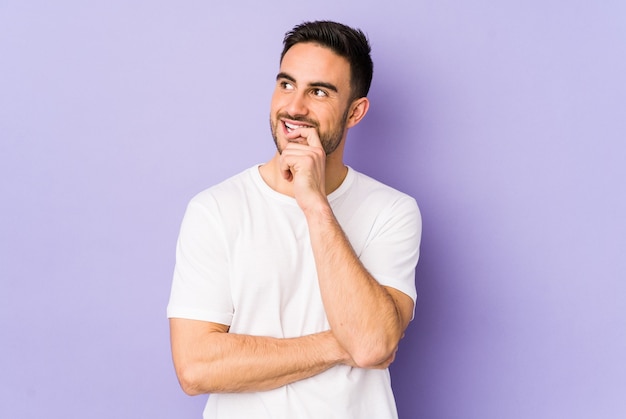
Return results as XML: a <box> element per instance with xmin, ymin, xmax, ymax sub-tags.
<box><xmin>333</xmin><ymin>168</ymin><xmax>421</xmax><ymax>239</ymax></box>
<box><xmin>348</xmin><ymin>168</ymin><xmax>420</xmax><ymax>214</ymax></box>
<box><xmin>188</xmin><ymin>166</ymin><xmax>260</xmax><ymax>210</ymax></box>
<box><xmin>177</xmin><ymin>166</ymin><xmax>263</xmax><ymax>242</ymax></box>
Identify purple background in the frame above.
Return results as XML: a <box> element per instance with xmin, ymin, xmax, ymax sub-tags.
<box><xmin>2</xmin><ymin>1</ymin><xmax>625</xmax><ymax>418</ymax></box>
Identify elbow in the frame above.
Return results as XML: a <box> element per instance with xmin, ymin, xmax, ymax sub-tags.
<box><xmin>339</xmin><ymin>325</ymin><xmax>404</xmax><ymax>368</ymax></box>
<box><xmin>175</xmin><ymin>363</ymin><xmax>211</xmax><ymax>396</ymax></box>
<box><xmin>349</xmin><ymin>340</ymin><xmax>399</xmax><ymax>369</ymax></box>
<box><xmin>351</xmin><ymin>352</ymin><xmax>391</xmax><ymax>369</ymax></box>
<box><xmin>176</xmin><ymin>366</ymin><xmax>202</xmax><ymax>396</ymax></box>
<box><xmin>180</xmin><ymin>381</ymin><xmax>203</xmax><ymax>397</ymax></box>
<box><xmin>181</xmin><ymin>384</ymin><xmax>202</xmax><ymax>397</ymax></box>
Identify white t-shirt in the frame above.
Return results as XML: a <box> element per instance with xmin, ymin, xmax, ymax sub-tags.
<box><xmin>167</xmin><ymin>165</ymin><xmax>421</xmax><ymax>419</ymax></box>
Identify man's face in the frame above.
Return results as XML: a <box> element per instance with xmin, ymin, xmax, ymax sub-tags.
<box><xmin>270</xmin><ymin>42</ymin><xmax>353</xmax><ymax>156</ymax></box>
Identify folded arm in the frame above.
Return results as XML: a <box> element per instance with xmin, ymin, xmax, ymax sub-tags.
<box><xmin>305</xmin><ymin>204</ymin><xmax>415</xmax><ymax>368</ymax></box>
<box><xmin>169</xmin><ymin>318</ymin><xmax>352</xmax><ymax>395</ymax></box>
<box><xmin>279</xmin><ymin>128</ymin><xmax>416</xmax><ymax>368</ymax></box>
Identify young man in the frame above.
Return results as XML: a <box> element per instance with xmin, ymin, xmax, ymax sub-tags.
<box><xmin>167</xmin><ymin>21</ymin><xmax>421</xmax><ymax>418</ymax></box>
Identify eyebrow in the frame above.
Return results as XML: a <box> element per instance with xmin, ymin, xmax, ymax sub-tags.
<box><xmin>276</xmin><ymin>72</ymin><xmax>339</xmax><ymax>93</ymax></box>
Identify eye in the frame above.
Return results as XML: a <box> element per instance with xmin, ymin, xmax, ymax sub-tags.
<box><xmin>280</xmin><ymin>81</ymin><xmax>294</xmax><ymax>90</ymax></box>
<box><xmin>312</xmin><ymin>88</ymin><xmax>328</xmax><ymax>97</ymax></box>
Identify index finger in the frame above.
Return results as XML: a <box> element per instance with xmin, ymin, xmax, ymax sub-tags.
<box><xmin>294</xmin><ymin>126</ymin><xmax>323</xmax><ymax>150</ymax></box>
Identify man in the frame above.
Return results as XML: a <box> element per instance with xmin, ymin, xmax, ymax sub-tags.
<box><xmin>167</xmin><ymin>20</ymin><xmax>421</xmax><ymax>418</ymax></box>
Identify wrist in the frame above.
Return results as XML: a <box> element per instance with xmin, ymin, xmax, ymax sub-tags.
<box><xmin>302</xmin><ymin>197</ymin><xmax>334</xmax><ymax>224</ymax></box>
<box><xmin>321</xmin><ymin>330</ymin><xmax>352</xmax><ymax>365</ymax></box>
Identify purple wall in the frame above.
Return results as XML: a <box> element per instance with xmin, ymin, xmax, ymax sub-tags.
<box><xmin>1</xmin><ymin>1</ymin><xmax>625</xmax><ymax>418</ymax></box>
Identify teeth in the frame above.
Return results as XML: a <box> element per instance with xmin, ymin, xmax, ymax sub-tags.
<box><xmin>285</xmin><ymin>122</ymin><xmax>307</xmax><ymax>132</ymax></box>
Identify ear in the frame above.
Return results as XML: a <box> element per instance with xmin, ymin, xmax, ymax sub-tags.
<box><xmin>346</xmin><ymin>97</ymin><xmax>370</xmax><ymax>129</ymax></box>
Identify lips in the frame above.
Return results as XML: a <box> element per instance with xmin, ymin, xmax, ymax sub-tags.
<box><xmin>283</xmin><ymin>120</ymin><xmax>313</xmax><ymax>134</ymax></box>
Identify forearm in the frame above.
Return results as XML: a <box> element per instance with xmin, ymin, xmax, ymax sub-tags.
<box><xmin>170</xmin><ymin>319</ymin><xmax>349</xmax><ymax>395</ymax></box>
<box><xmin>304</xmin><ymin>203</ymin><xmax>406</xmax><ymax>367</ymax></box>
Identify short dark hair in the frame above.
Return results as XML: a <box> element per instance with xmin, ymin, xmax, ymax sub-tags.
<box><xmin>280</xmin><ymin>21</ymin><xmax>373</xmax><ymax>100</ymax></box>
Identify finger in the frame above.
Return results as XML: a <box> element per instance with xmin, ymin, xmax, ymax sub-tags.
<box><xmin>288</xmin><ymin>126</ymin><xmax>323</xmax><ymax>150</ymax></box>
<box><xmin>279</xmin><ymin>156</ymin><xmax>294</xmax><ymax>181</ymax></box>
<box><xmin>280</xmin><ymin>147</ymin><xmax>315</xmax><ymax>177</ymax></box>
<box><xmin>280</xmin><ymin>143</ymin><xmax>323</xmax><ymax>164</ymax></box>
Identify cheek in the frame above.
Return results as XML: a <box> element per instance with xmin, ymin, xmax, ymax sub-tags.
<box><xmin>269</xmin><ymin>91</ymin><xmax>281</xmax><ymax>111</ymax></box>
<box><xmin>323</xmin><ymin>111</ymin><xmax>345</xmax><ymax>130</ymax></box>
<box><xmin>269</xmin><ymin>97</ymin><xmax>278</xmax><ymax>113</ymax></box>
<box><xmin>270</xmin><ymin>89</ymin><xmax>290</xmax><ymax>109</ymax></box>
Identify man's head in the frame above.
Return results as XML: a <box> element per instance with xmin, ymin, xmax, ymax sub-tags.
<box><xmin>270</xmin><ymin>21</ymin><xmax>373</xmax><ymax>157</ymax></box>
<box><xmin>280</xmin><ymin>21</ymin><xmax>373</xmax><ymax>101</ymax></box>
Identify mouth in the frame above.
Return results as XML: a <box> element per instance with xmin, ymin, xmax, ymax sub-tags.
<box><xmin>282</xmin><ymin>119</ymin><xmax>314</xmax><ymax>134</ymax></box>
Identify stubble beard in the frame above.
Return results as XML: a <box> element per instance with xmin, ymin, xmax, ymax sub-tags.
<box><xmin>270</xmin><ymin>108</ymin><xmax>350</xmax><ymax>156</ymax></box>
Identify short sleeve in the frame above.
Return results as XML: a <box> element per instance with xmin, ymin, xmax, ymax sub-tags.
<box><xmin>166</xmin><ymin>196</ymin><xmax>234</xmax><ymax>325</ymax></box>
<box><xmin>359</xmin><ymin>196</ymin><xmax>421</xmax><ymax>309</ymax></box>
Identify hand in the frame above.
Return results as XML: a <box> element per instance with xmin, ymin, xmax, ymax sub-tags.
<box><xmin>279</xmin><ymin>127</ymin><xmax>327</xmax><ymax>211</ymax></box>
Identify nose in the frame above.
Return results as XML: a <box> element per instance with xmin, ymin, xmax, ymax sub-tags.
<box><xmin>285</xmin><ymin>91</ymin><xmax>309</xmax><ymax>117</ymax></box>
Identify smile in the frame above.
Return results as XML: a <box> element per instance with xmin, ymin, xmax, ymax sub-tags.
<box><xmin>284</xmin><ymin>122</ymin><xmax>309</xmax><ymax>133</ymax></box>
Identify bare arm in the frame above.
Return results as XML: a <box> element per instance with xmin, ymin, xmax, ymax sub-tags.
<box><xmin>304</xmin><ymin>203</ymin><xmax>414</xmax><ymax>368</ymax></box>
<box><xmin>169</xmin><ymin>318</ymin><xmax>351</xmax><ymax>395</ymax></box>
<box><xmin>279</xmin><ymin>129</ymin><xmax>415</xmax><ymax>368</ymax></box>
